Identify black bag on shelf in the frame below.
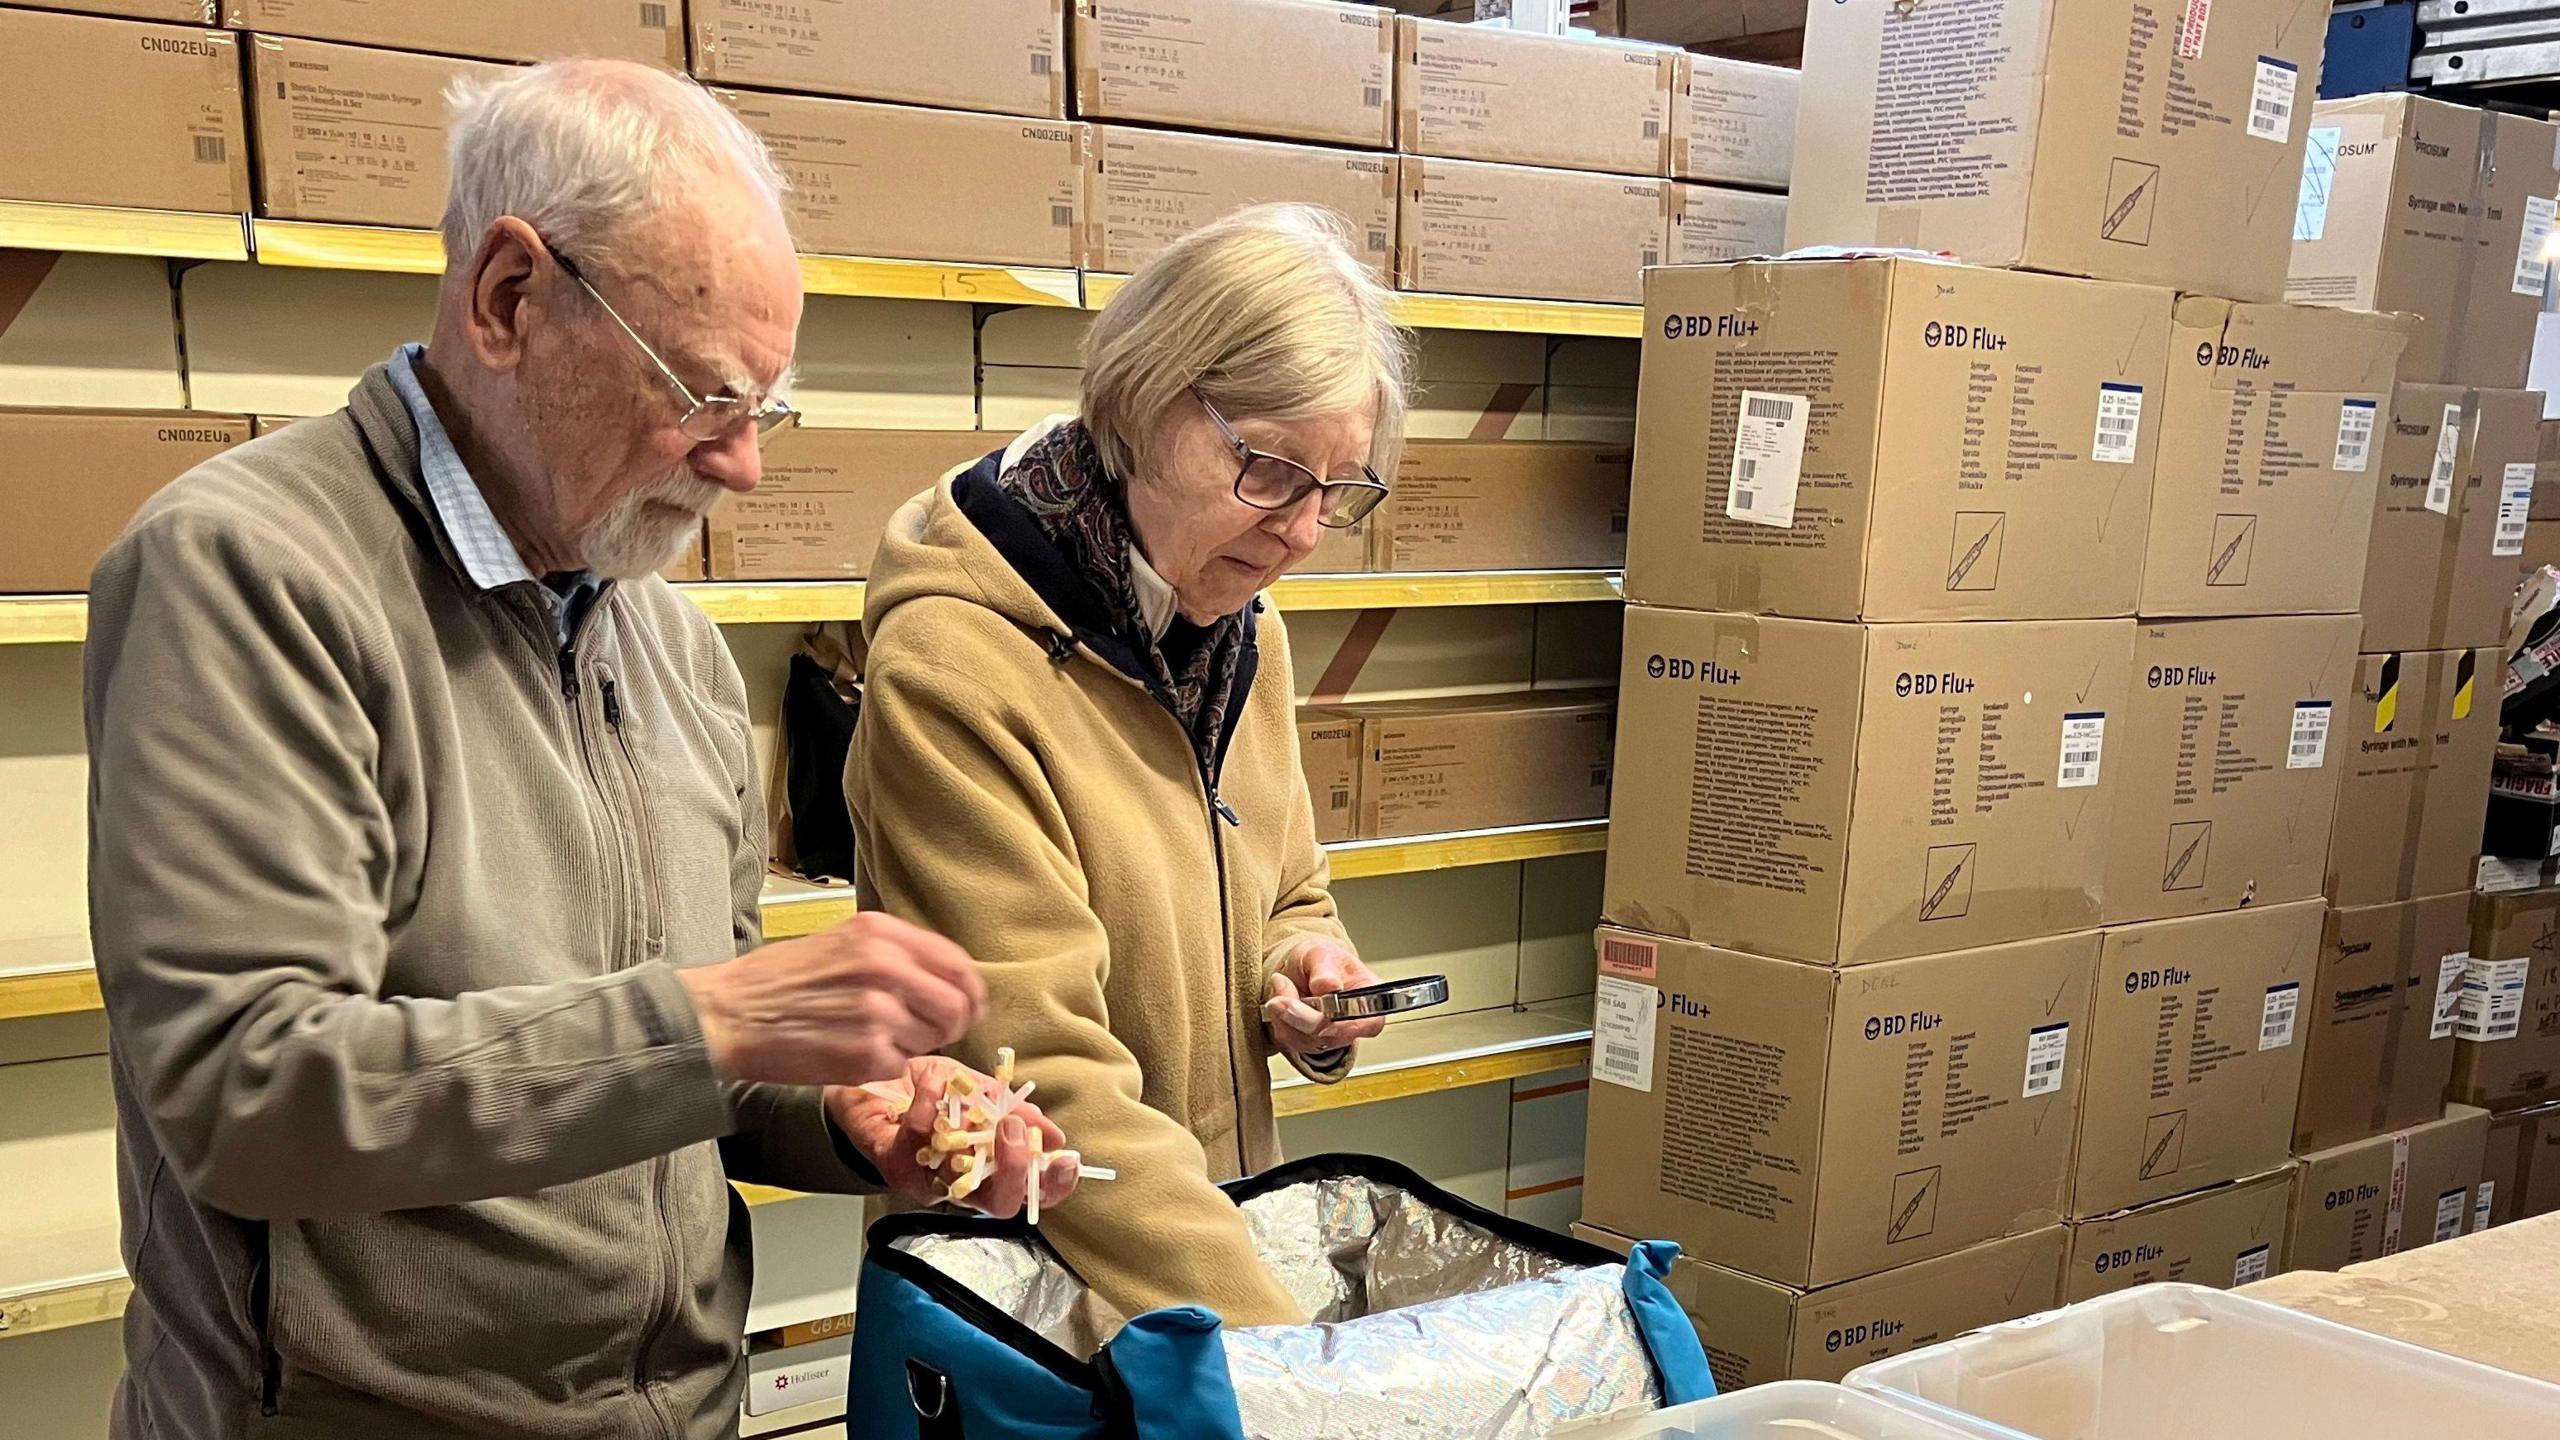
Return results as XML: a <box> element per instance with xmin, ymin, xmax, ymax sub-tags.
<box><xmin>772</xmin><ymin>625</ymin><xmax>863</xmax><ymax>885</ymax></box>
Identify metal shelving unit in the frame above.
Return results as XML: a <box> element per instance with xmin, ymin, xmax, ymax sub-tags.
<box><xmin>1081</xmin><ymin>271</ymin><xmax>1642</xmax><ymax>337</ymax></box>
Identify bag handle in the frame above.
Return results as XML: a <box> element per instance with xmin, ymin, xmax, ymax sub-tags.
<box><xmin>905</xmin><ymin>1359</ymin><xmax>966</xmax><ymax>1440</ymax></box>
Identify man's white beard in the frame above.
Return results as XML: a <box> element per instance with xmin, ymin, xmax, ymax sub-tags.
<box><xmin>578</xmin><ymin>471</ymin><xmax>710</xmax><ymax>579</ymax></box>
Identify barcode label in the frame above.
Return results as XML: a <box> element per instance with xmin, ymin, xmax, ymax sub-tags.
<box><xmin>1593</xmin><ymin>976</ymin><xmax>1660</xmax><ymax>1092</ymax></box>
<box><xmin>193</xmin><ymin>135</ymin><xmax>227</xmax><ymax>165</ymax></box>
<box><xmin>2287</xmin><ymin>701</ymin><xmax>2331</xmax><ymax>769</ymax></box>
<box><xmin>2497</xmin><ymin>461</ymin><xmax>2535</xmax><ymax>556</ymax></box>
<box><xmin>1367</xmin><ymin>229</ymin><xmax>1390</xmax><ymax>253</ymax></box>
<box><xmin>2248</xmin><ymin>57</ymin><xmax>2298</xmax><ymax>143</ymax></box>
<box><xmin>2434</xmin><ymin>1187</ymin><xmax>2467</xmax><ymax>1243</ymax></box>
<box><xmin>2259</xmin><ymin>981</ymin><xmax>2300</xmax><ymax>1051</ymax></box>
<box><xmin>2428</xmin><ymin>403</ymin><xmax>2463</xmax><ymax>514</ymax></box>
<box><xmin>2476</xmin><ymin>1182</ymin><xmax>2497</xmax><ymax>1232</ymax></box>
<box><xmin>2481</xmin><ymin>855</ymin><xmax>2546</xmax><ymax>892</ymax></box>
<box><xmin>1726</xmin><ymin>390</ymin><xmax>1808</xmax><ymax>528</ymax></box>
<box><xmin>2458</xmin><ymin>956</ymin><xmax>2529</xmax><ymax>1041</ymax></box>
<box><xmin>2178</xmin><ymin>0</ymin><xmax>2211</xmax><ymax>58</ymax></box>
<box><xmin>2516</xmin><ymin>194</ymin><xmax>2557</xmax><ymax>297</ymax></box>
<box><xmin>1363</xmin><ymin>85</ymin><xmax>1384</xmax><ymax>107</ymax></box>
<box><xmin>1641</xmin><ymin>248</ymin><xmax>1660</xmax><ymax>270</ymax></box>
<box><xmin>1050</xmin><ymin>203</ymin><xmax>1075</xmax><ymax>228</ymax></box>
<box><xmin>1643</xmin><ymin>119</ymin><xmax>1661</xmax><ymax>139</ymax></box>
<box><xmin>1600</xmin><ymin>935</ymin><xmax>1658</xmax><ymax>980</ymax></box>
<box><xmin>1032</xmin><ymin>51</ymin><xmax>1055</xmax><ymax>75</ymax></box>
<box><xmin>2333</xmin><ymin>399</ymin><xmax>2377</xmax><ymax>473</ymax></box>
<box><xmin>638</xmin><ymin>0</ymin><xmax>669</xmax><ymax>26</ymax></box>
<box><xmin>2057</xmin><ymin>711</ymin><xmax>2106</xmax><ymax>788</ymax></box>
<box><xmin>2433</xmin><ymin>952</ymin><xmax>2470</xmax><ymax>1040</ymax></box>
<box><xmin>1328</xmin><ymin>790</ymin><xmax>1349</xmax><ymax>812</ymax></box>
<box><xmin>2232</xmin><ymin>1244</ymin><xmax>2270</xmax><ymax>1287</ymax></box>
<box><xmin>2092</xmin><ymin>383</ymin><xmax>2143</xmax><ymax>464</ymax></box>
<box><xmin>2023</xmin><ymin>1022</ymin><xmax>2069</xmax><ymax>1098</ymax></box>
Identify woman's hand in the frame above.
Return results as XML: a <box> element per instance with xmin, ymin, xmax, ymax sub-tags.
<box><xmin>1263</xmin><ymin>940</ymin><xmax>1389</xmax><ymax>1059</ymax></box>
<box><xmin>826</xmin><ymin>1056</ymin><xmax>1082</xmax><ymax>1218</ymax></box>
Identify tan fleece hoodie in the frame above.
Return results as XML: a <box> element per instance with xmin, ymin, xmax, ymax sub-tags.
<box><xmin>848</xmin><ymin>456</ymin><xmax>1354</xmax><ymax>1327</ymax></box>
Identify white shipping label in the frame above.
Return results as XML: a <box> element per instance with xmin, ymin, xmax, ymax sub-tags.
<box><xmin>2093</xmin><ymin>383</ymin><xmax>2144</xmax><ymax>463</ymax></box>
<box><xmin>2024</xmin><ymin>1022</ymin><xmax>2070</xmax><ymax>1098</ymax></box>
<box><xmin>1725</xmin><ymin>390</ymin><xmax>1807</xmax><ymax>528</ymax></box>
<box><xmin>2259</xmin><ymin>982</ymin><xmax>2300</xmax><ymax>1050</ymax></box>
<box><xmin>2482</xmin><ymin>855</ymin><xmax>2547</xmax><ymax>892</ymax></box>
<box><xmin>1592</xmin><ymin>976</ymin><xmax>1660</xmax><ymax>1091</ymax></box>
<box><xmin>2458</xmin><ymin>956</ymin><xmax>2530</xmax><ymax>1042</ymax></box>
<box><xmin>2333</xmin><ymin>398</ymin><xmax>2377</xmax><ymax>473</ymax></box>
<box><xmin>2383</xmin><ymin>1134</ymin><xmax>2411</xmax><ymax>1254</ymax></box>
<box><xmin>2434</xmin><ymin>952</ymin><xmax>2471</xmax><ymax>1040</ymax></box>
<box><xmin>2057</xmin><ymin>711</ymin><xmax>2106</xmax><ymax>788</ymax></box>
<box><xmin>2434</xmin><ymin>1187</ymin><xmax>2468</xmax><ymax>1243</ymax></box>
<box><xmin>2249</xmin><ymin>57</ymin><xmax>2299</xmax><ymax>143</ymax></box>
<box><xmin>2287</xmin><ymin>701</ymin><xmax>2332</xmax><ymax>769</ymax></box>
<box><xmin>2497</xmin><ymin>462</ymin><xmax>2536</xmax><ymax>557</ymax></box>
<box><xmin>2515</xmin><ymin>194</ymin><xmax>2558</xmax><ymax>298</ymax></box>
<box><xmin>2428</xmin><ymin>403</ymin><xmax>2464</xmax><ymax>514</ymax></box>
<box><xmin>2476</xmin><ymin>1182</ymin><xmax>2497</xmax><ymax>1233</ymax></box>
<box><xmin>2232</xmin><ymin>1244</ymin><xmax>2271</xmax><ymax>1287</ymax></box>
<box><xmin>2178</xmin><ymin>0</ymin><xmax>2210</xmax><ymax>58</ymax></box>
<box><xmin>2296</xmin><ymin>126</ymin><xmax>2342</xmax><ymax>242</ymax></box>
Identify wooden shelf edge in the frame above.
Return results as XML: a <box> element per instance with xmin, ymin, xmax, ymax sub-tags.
<box><xmin>1083</xmin><ymin>273</ymin><xmax>1641</xmax><ymax>338</ymax></box>
<box><xmin>0</xmin><ymin>967</ymin><xmax>104</xmax><ymax>1023</ymax></box>
<box><xmin>0</xmin><ymin>200</ymin><xmax>247</xmax><ymax>262</ymax></box>
<box><xmin>0</xmin><ymin>1274</ymin><xmax>132</xmax><ymax>1342</ymax></box>
<box><xmin>1274</xmin><ymin>1038</ymin><xmax>1593</xmax><ymax>1117</ymax></box>
<box><xmin>0</xmin><ymin>595</ymin><xmax>88</xmax><ymax>645</ymax></box>
<box><xmin>1324</xmin><ymin>820</ymin><xmax>1608</xmax><ymax>881</ymax></box>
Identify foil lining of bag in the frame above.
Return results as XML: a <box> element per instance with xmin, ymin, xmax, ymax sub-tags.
<box><xmin>891</xmin><ymin>1171</ymin><xmax>1663</xmax><ymax>1437</ymax></box>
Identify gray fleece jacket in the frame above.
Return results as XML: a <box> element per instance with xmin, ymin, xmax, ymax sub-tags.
<box><xmin>83</xmin><ymin>362</ymin><xmax>875</xmax><ymax>1440</ymax></box>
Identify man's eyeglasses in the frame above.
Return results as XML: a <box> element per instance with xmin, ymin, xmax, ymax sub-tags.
<box><xmin>1196</xmin><ymin>393</ymin><xmax>1388</xmax><ymax>529</ymax></box>
<box><xmin>547</xmin><ymin>244</ymin><xmax>796</xmax><ymax>444</ymax></box>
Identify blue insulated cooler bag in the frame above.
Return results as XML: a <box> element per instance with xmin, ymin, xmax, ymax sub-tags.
<box><xmin>848</xmin><ymin>1154</ymin><xmax>1714</xmax><ymax>1439</ymax></box>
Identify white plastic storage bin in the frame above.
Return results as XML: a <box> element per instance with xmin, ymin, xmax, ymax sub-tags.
<box><xmin>1844</xmin><ymin>1283</ymin><xmax>2560</xmax><ymax>1439</ymax></box>
<box><xmin>1553</xmin><ymin>1381</ymin><xmax>1989</xmax><ymax>1439</ymax></box>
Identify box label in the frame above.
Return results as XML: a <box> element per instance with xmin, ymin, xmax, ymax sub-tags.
<box><xmin>2514</xmin><ymin>195</ymin><xmax>2557</xmax><ymax>298</ymax></box>
<box><xmin>2433</xmin><ymin>952</ymin><xmax>2471</xmax><ymax>1041</ymax></box>
<box><xmin>1599</xmin><ymin>933</ymin><xmax>1659</xmax><ymax>981</ymax></box>
<box><xmin>2247</xmin><ymin>58</ymin><xmax>2298</xmax><ymax>143</ymax></box>
<box><xmin>1725</xmin><ymin>390</ymin><xmax>1807</xmax><ymax>528</ymax></box>
<box><xmin>1593</xmin><ymin>976</ymin><xmax>1659</xmax><ymax>1091</ymax></box>
<box><xmin>2296</xmin><ymin>126</ymin><xmax>2341</xmax><ymax>242</ymax></box>
<box><xmin>2177</xmin><ymin>0</ymin><xmax>2211</xmax><ymax>58</ymax></box>
<box><xmin>2232</xmin><ymin>1243</ymin><xmax>2271</xmax><ymax>1286</ymax></box>
<box><xmin>2457</xmin><ymin>956</ymin><xmax>2530</xmax><ymax>1041</ymax></box>
<box><xmin>2024</xmin><ymin>1021</ymin><xmax>2070</xmax><ymax>1098</ymax></box>
<box><xmin>2428</xmin><ymin>404</ymin><xmax>2464</xmax><ymax>515</ymax></box>
<box><xmin>2497</xmin><ymin>462</ymin><xmax>2536</xmax><ymax>557</ymax></box>
<box><xmin>2259</xmin><ymin>981</ymin><xmax>2300</xmax><ymax>1051</ymax></box>
<box><xmin>2477</xmin><ymin>1181</ymin><xmax>2497</xmax><ymax>1232</ymax></box>
<box><xmin>2057</xmin><ymin>712</ymin><xmax>2106</xmax><ymax>789</ymax></box>
<box><xmin>2332</xmin><ymin>398</ymin><xmax>2376</xmax><ymax>473</ymax></box>
<box><xmin>2481</xmin><ymin>855</ymin><xmax>2546</xmax><ymax>892</ymax></box>
<box><xmin>2093</xmin><ymin>383</ymin><xmax>2144</xmax><ymax>464</ymax></box>
<box><xmin>2434</xmin><ymin>1187</ymin><xmax>2468</xmax><ymax>1243</ymax></box>
<box><xmin>2286</xmin><ymin>701</ymin><xmax>2331</xmax><ymax>769</ymax></box>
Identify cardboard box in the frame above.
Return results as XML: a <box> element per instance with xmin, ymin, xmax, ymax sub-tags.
<box><xmin>2064</xmin><ymin>1171</ymin><xmax>2293</xmax><ymax>1302</ymax></box>
<box><xmin>2454</xmin><ymin>890</ymin><xmax>2560</xmax><ymax>1112</ymax></box>
<box><xmin>707</xmin><ymin>428</ymin><xmax>994</xmax><ymax>582</ymax></box>
<box><xmin>1075</xmin><ymin>0</ymin><xmax>1392</xmax><ymax>149</ymax></box>
<box><xmin>2103</xmin><ymin>617</ymin><xmax>2360</xmax><ymax>926</ymax></box>
<box><xmin>247</xmin><ymin>36</ymin><xmax>500</xmax><ymax>229</ymax></box>
<box><xmin>1085</xmin><ymin>127</ymin><xmax>1398</xmax><ymax>278</ymax></box>
<box><xmin>1398</xmin><ymin>156</ymin><xmax>1669</xmax><ymax>305</ymax></box>
<box><xmin>2141</xmin><ymin>299</ymin><xmax>2411</xmax><ymax>618</ymax></box>
<box><xmin>2326</xmin><ymin>649</ymin><xmax>2499</xmax><ymax>909</ymax></box>
<box><xmin>2361</xmin><ymin>387</ymin><xmax>2540</xmax><ymax>655</ymax></box>
<box><xmin>660</xmin><ymin>529</ymin><xmax>706</xmax><ymax>584</ymax></box>
<box><xmin>23</xmin><ymin>0</ymin><xmax>213</xmax><ymax>21</ymax></box>
<box><xmin>1787</xmin><ymin>0</ymin><xmax>2320</xmax><ymax>301</ymax></box>
<box><xmin>2287</xmin><ymin>1104</ymin><xmax>2489</xmax><ymax>1271</ymax></box>
<box><xmin>1604</xmin><ymin>609</ymin><xmax>2133</xmax><ymax>964</ymax></box>
<box><xmin>2479</xmin><ymin>1100</ymin><xmax>2560</xmax><ymax>1228</ymax></box>
<box><xmin>1580</xmin><ymin>927</ymin><xmax>2097</xmax><ymax>1286</ymax></box>
<box><xmin>0</xmin><ymin>252</ymin><xmax>186</xmax><ymax>411</ymax></box>
<box><xmin>1611</xmin><ymin>0</ymin><xmax>1808</xmax><ymax>45</ymax></box>
<box><xmin>720</xmin><ymin>91</ymin><xmax>1084</xmax><ymax>268</ymax></box>
<box><xmin>0</xmin><ymin>9</ymin><xmax>248</xmax><ymax>214</ymax></box>
<box><xmin>1670</xmin><ymin>53</ymin><xmax>1794</xmax><ymax>189</ymax></box>
<box><xmin>222</xmin><ymin>0</ymin><xmax>682</xmax><ymax>64</ymax></box>
<box><xmin>1575</xmin><ymin>1221</ymin><xmax>2066</xmax><ymax>1389</ymax></box>
<box><xmin>1407</xmin><ymin>329</ymin><xmax>1547</xmax><ymax>441</ymax></box>
<box><xmin>1394</xmin><ymin>18</ymin><xmax>1673</xmax><ymax>175</ymax></box>
<box><xmin>1374</xmin><ymin>441</ymin><xmax>1631</xmax><ymax>572</ymax></box>
<box><xmin>1545</xmin><ymin>334</ymin><xmax>1640</xmax><ymax>445</ymax></box>
<box><xmin>0</xmin><ymin>409</ymin><xmax>250</xmax><ymax>593</ymax></box>
<box><xmin>1301</xmin><ymin>516</ymin><xmax>1374</xmax><ymax>575</ymax></box>
<box><xmin>1667</xmin><ymin>183</ymin><xmax>1788</xmax><ymax>265</ymax></box>
<box><xmin>689</xmin><ymin>0</ymin><xmax>1067</xmax><ymax>119</ymax></box>
<box><xmin>2296</xmin><ymin>894</ymin><xmax>2470</xmax><ymax>1153</ymax></box>
<box><xmin>1628</xmin><ymin>258</ymin><xmax>2174</xmax><ymax>622</ymax></box>
<box><xmin>2072</xmin><ymin>904</ymin><xmax>2319</xmax><ymax>1217</ymax></box>
<box><xmin>2539</xmin><ymin>420</ymin><xmax>2560</xmax><ymax>522</ymax></box>
<box><xmin>2525</xmin><ymin>520</ymin><xmax>2560</xmax><ymax>576</ymax></box>
<box><xmin>1297</xmin><ymin>710</ymin><xmax>1364</xmax><ymax>845</ymax></box>
<box><xmin>1331</xmin><ymin>691</ymin><xmax>1615</xmax><ymax>839</ymax></box>
<box><xmin>2289</xmin><ymin>96</ymin><xmax>2560</xmax><ymax>391</ymax></box>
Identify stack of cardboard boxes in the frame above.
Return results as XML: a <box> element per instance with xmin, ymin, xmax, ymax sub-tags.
<box><xmin>1572</xmin><ymin>0</ymin><xmax>2552</xmax><ymax>1391</ymax></box>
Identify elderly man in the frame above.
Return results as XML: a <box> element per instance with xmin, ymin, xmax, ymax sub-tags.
<box><xmin>82</xmin><ymin>61</ymin><xmax>1067</xmax><ymax>1439</ymax></box>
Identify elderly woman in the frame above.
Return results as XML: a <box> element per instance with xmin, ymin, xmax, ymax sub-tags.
<box><xmin>849</xmin><ymin>204</ymin><xmax>1408</xmax><ymax>1325</ymax></box>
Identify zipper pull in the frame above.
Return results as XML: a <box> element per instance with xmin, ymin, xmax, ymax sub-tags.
<box><xmin>1213</xmin><ymin>794</ymin><xmax>1241</xmax><ymax>827</ymax></box>
<box><xmin>558</xmin><ymin>645</ymin><xmax>580</xmax><ymax>701</ymax></box>
<box><xmin>602</xmin><ymin>676</ymin><xmax>623</xmax><ymax>728</ymax></box>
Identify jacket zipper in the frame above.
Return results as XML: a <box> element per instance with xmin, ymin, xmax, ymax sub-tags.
<box><xmin>247</xmin><ymin>1227</ymin><xmax>282</xmax><ymax>1416</ymax></box>
<box><xmin>602</xmin><ymin>677</ymin><xmax>668</xmax><ymax>953</ymax></box>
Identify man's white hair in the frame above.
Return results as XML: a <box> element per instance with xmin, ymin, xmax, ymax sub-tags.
<box><xmin>439</xmin><ymin>60</ymin><xmax>787</xmax><ymax>275</ymax></box>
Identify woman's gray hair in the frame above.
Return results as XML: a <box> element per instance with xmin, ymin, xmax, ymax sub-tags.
<box><xmin>439</xmin><ymin>60</ymin><xmax>787</xmax><ymax>275</ymax></box>
<box><xmin>1081</xmin><ymin>203</ymin><xmax>1412</xmax><ymax>483</ymax></box>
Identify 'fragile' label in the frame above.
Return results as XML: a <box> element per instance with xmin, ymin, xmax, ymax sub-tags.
<box><xmin>1725</xmin><ymin>390</ymin><xmax>1806</xmax><ymax>528</ymax></box>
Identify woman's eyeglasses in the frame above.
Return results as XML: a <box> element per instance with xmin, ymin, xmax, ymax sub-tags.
<box><xmin>1196</xmin><ymin>393</ymin><xmax>1389</xmax><ymax>529</ymax></box>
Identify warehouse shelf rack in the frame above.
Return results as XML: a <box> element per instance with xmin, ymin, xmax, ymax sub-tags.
<box><xmin>1081</xmin><ymin>271</ymin><xmax>1643</xmax><ymax>338</ymax></box>
<box><xmin>0</xmin><ymin>572</ymin><xmax>1623</xmax><ymax>646</ymax></box>
<box><xmin>0</xmin><ymin>1270</ymin><xmax>131</xmax><ymax>1343</ymax></box>
<box><xmin>0</xmin><ymin>199</ymin><xmax>249</xmax><ymax>262</ymax></box>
